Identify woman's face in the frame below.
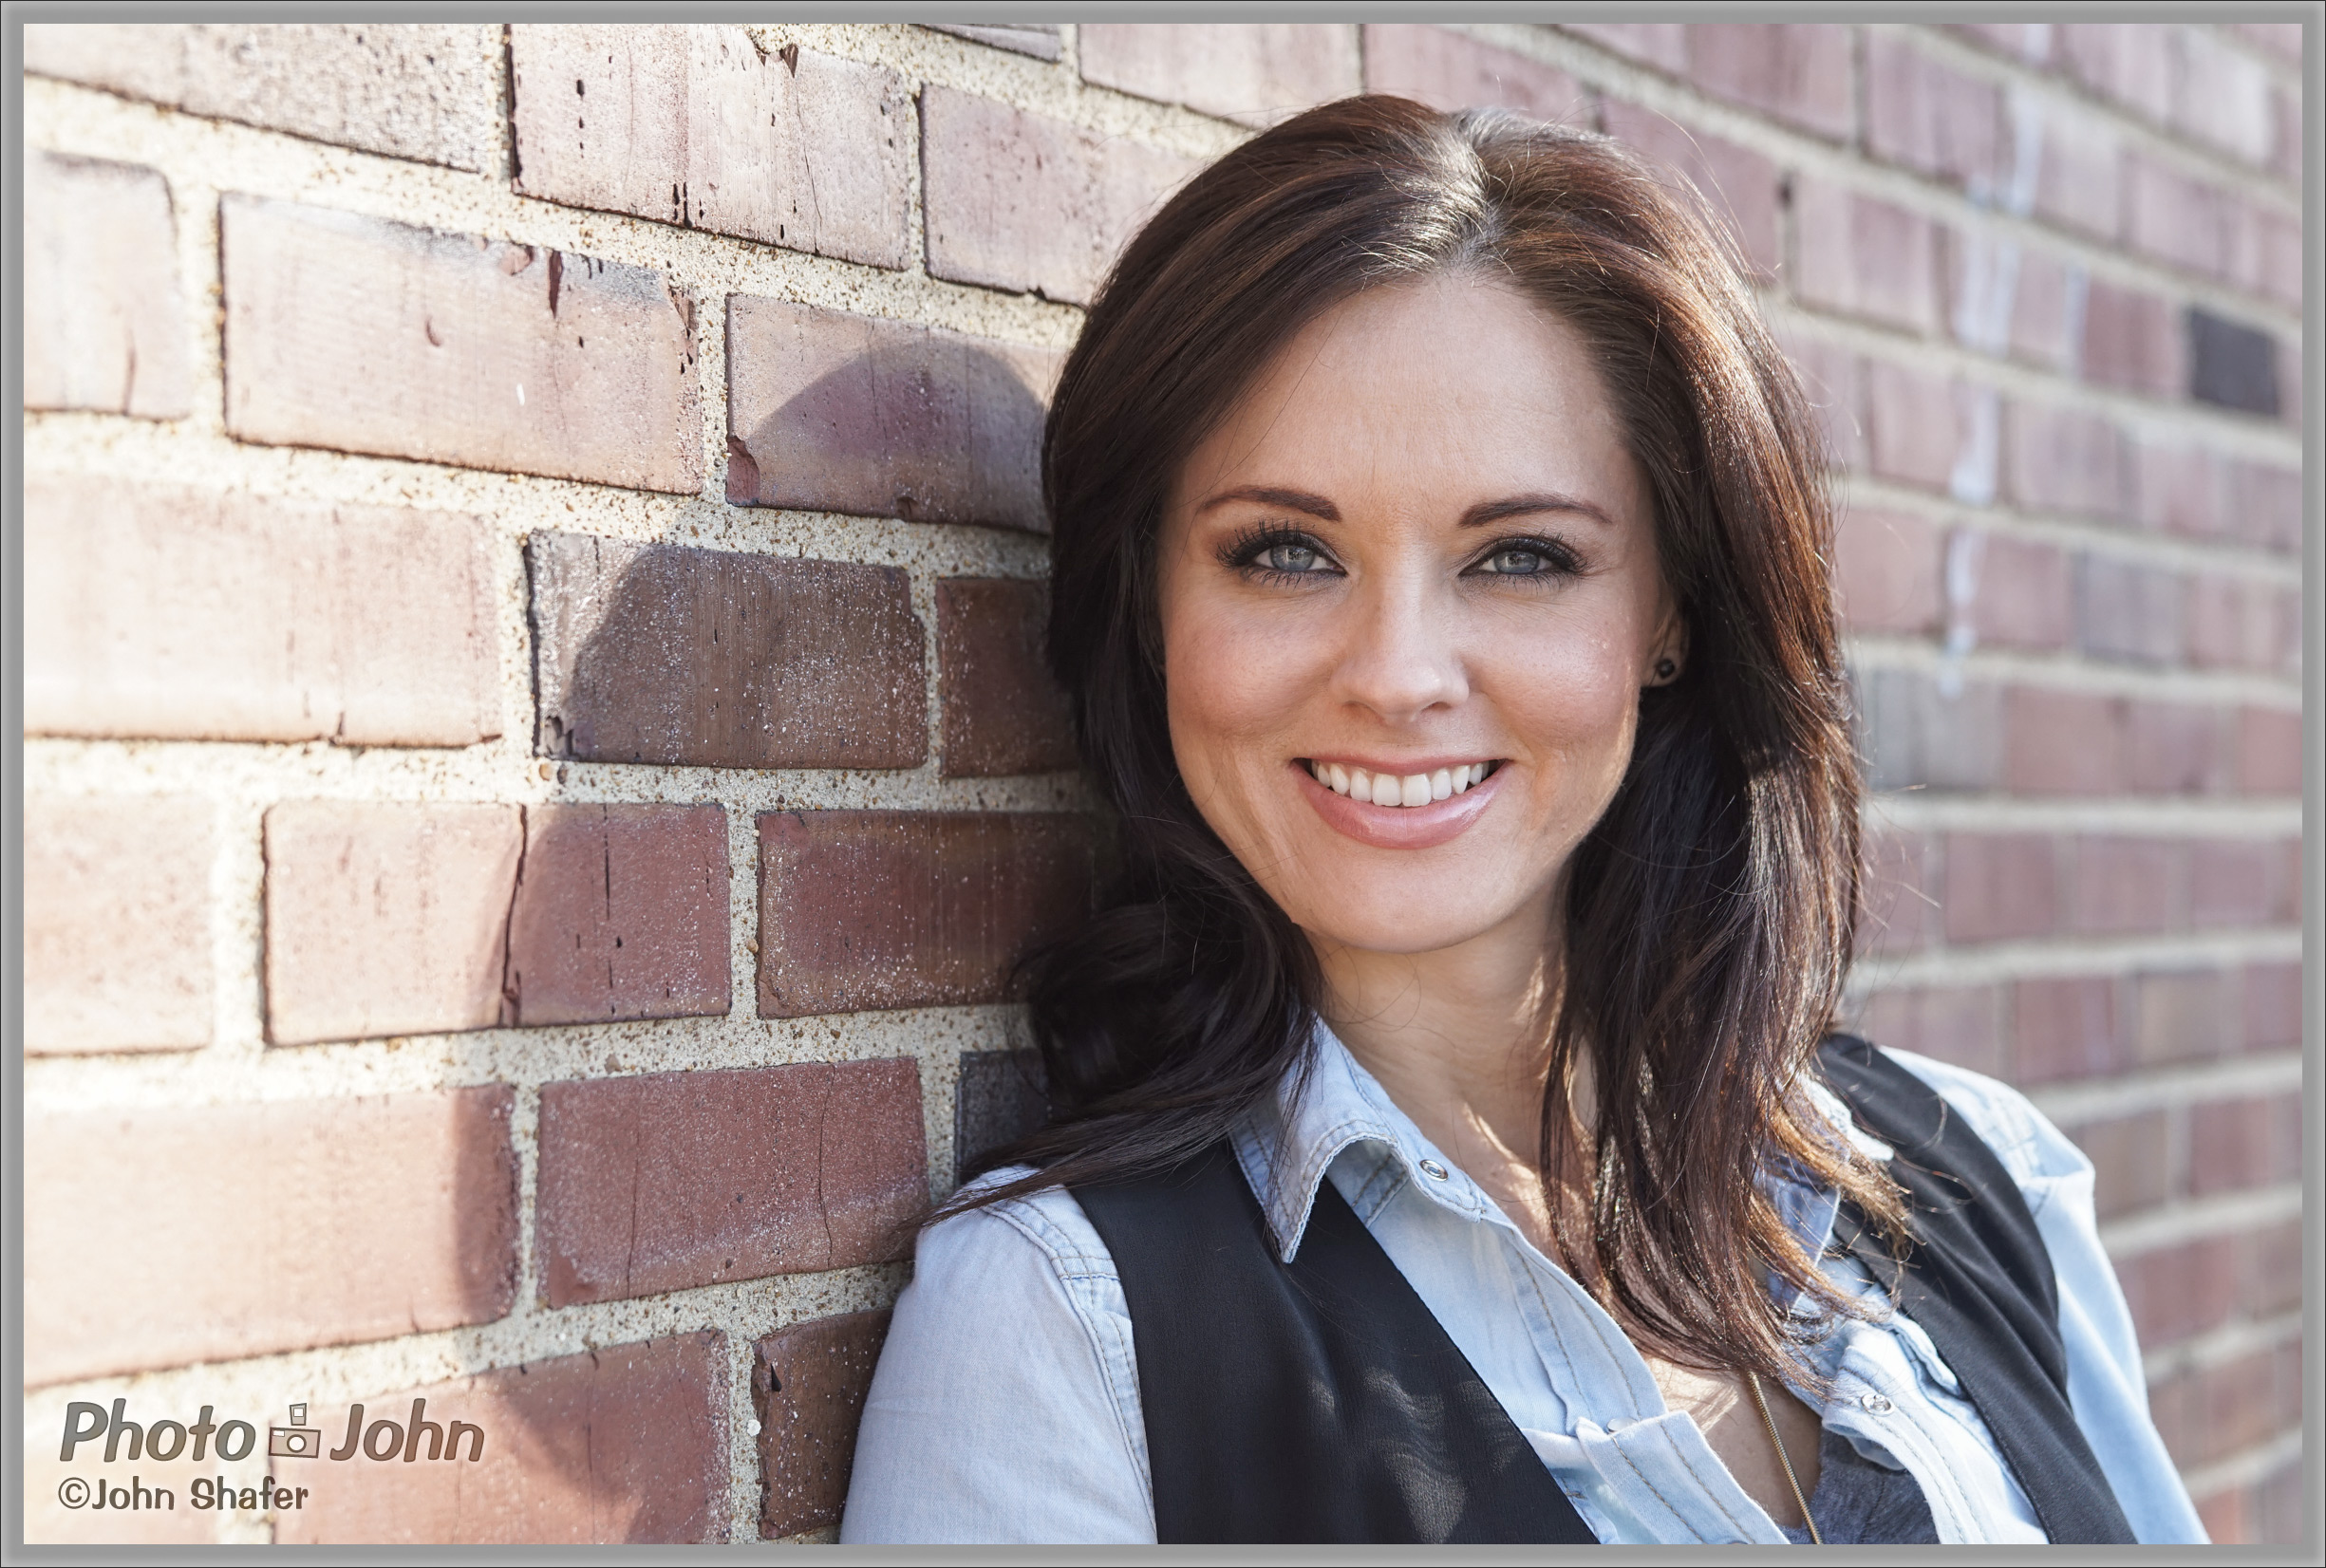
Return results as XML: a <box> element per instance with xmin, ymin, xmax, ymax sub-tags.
<box><xmin>1156</xmin><ymin>272</ymin><xmax>1679</xmax><ymax>960</ymax></box>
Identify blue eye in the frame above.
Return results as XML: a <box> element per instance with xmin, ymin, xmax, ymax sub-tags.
<box><xmin>1264</xmin><ymin>541</ymin><xmax>1324</xmax><ymax>572</ymax></box>
<box><xmin>1477</xmin><ymin>548</ymin><xmax>1548</xmax><ymax>574</ymax></box>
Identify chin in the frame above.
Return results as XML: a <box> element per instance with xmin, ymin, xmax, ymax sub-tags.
<box><xmin>1277</xmin><ymin>858</ymin><xmax>1543</xmax><ymax>957</ymax></box>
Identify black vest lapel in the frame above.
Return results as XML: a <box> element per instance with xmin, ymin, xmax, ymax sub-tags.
<box><xmin>1818</xmin><ymin>1034</ymin><xmax>2139</xmax><ymax>1544</ymax></box>
<box><xmin>1074</xmin><ymin>1141</ymin><xmax>1596</xmax><ymax>1544</ymax></box>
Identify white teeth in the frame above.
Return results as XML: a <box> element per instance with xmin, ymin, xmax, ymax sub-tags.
<box><xmin>1328</xmin><ymin>762</ymin><xmax>1349</xmax><ymax>795</ymax></box>
<box><xmin>1399</xmin><ymin>773</ymin><xmax>1430</xmax><ymax>807</ymax></box>
<box><xmin>1470</xmin><ymin>762</ymin><xmax>1488</xmax><ymax>785</ymax></box>
<box><xmin>1370</xmin><ymin>772</ymin><xmax>1402</xmax><ymax>807</ymax></box>
<box><xmin>1430</xmin><ymin>768</ymin><xmax>1453</xmax><ymax>801</ymax></box>
<box><xmin>1453</xmin><ymin>769</ymin><xmax>1470</xmax><ymax>793</ymax></box>
<box><xmin>1349</xmin><ymin>766</ymin><xmax>1372</xmax><ymax>800</ymax></box>
<box><xmin>1315</xmin><ymin>761</ymin><xmax>1495</xmax><ymax>806</ymax></box>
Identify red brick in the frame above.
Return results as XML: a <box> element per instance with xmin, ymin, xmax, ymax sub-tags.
<box><xmin>1834</xmin><ymin>509</ymin><xmax>1941</xmax><ymax>635</ymax></box>
<box><xmin>1684</xmin><ymin>24</ymin><xmax>1854</xmax><ymax>140</ymax></box>
<box><xmin>927</xmin><ymin>24</ymin><xmax>1060</xmax><ymax>61</ymax></box>
<box><xmin>1364</xmin><ymin>25</ymin><xmax>1589</xmax><ymax>123</ymax></box>
<box><xmin>1864</xmin><ymin>33</ymin><xmax>2005</xmax><ymax>190</ymax></box>
<box><xmin>2172</xmin><ymin>28</ymin><xmax>2278</xmax><ymax>166</ymax></box>
<box><xmin>1561</xmin><ymin>24</ymin><xmax>1688</xmax><ymax>73</ymax></box>
<box><xmin>1852</xmin><ymin>985</ymin><xmax>2006</xmax><ymax>1078</ymax></box>
<box><xmin>1942</xmin><ymin>833</ymin><xmax>2059</xmax><ymax>943</ymax></box>
<box><xmin>2116</xmin><ymin>1235</ymin><xmax>2240</xmax><ymax>1346</ymax></box>
<box><xmin>2032</xmin><ymin>101</ymin><xmax>2123</xmax><ymax>240</ymax></box>
<box><xmin>528</xmin><ymin>532</ymin><xmax>927</xmax><ymax>770</ymax></box>
<box><xmin>2058</xmin><ymin>24</ymin><xmax>2176</xmax><ymax>124</ymax></box>
<box><xmin>221</xmin><ymin>196</ymin><xmax>701</xmax><ymax>493</ymax></box>
<box><xmin>2078</xmin><ymin>278</ymin><xmax>2185</xmax><ymax>399</ymax></box>
<box><xmin>1079</xmin><ymin>24</ymin><xmax>1360</xmax><ymax>126</ymax></box>
<box><xmin>264</xmin><ymin>802</ymin><xmax>521</xmax><ymax>1047</ymax></box>
<box><xmin>1854</xmin><ymin>669</ymin><xmax>2004</xmax><ymax>793</ymax></box>
<box><xmin>2005</xmin><ymin>687</ymin><xmax>2126</xmax><ymax>794</ymax></box>
<box><xmin>1792</xmin><ymin>179</ymin><xmax>1940</xmax><ymax>335</ymax></box>
<box><xmin>535</xmin><ymin>1058</ymin><xmax>926</xmax><ymax>1305</ymax></box>
<box><xmin>24</xmin><ymin>475</ymin><xmax>499</xmax><ymax>747</ymax></box>
<box><xmin>2131</xmin><ymin>968</ymin><xmax>2231</xmax><ymax>1065</ymax></box>
<box><xmin>2063</xmin><ymin>1111</ymin><xmax>2170</xmax><ymax>1220</ymax></box>
<box><xmin>2150</xmin><ymin>1343</ymin><xmax>2301</xmax><ymax>1470</ymax></box>
<box><xmin>24</xmin><ymin>1088</ymin><xmax>516</xmax><ymax>1385</ymax></box>
<box><xmin>725</xmin><ymin>296</ymin><xmax>1058</xmax><ymax>531</ymax></box>
<box><xmin>277</xmin><ymin>1335</ymin><xmax>725</xmax><ymax>1543</ymax></box>
<box><xmin>757</xmin><ymin>812</ymin><xmax>1096</xmax><ymax>1017</ymax></box>
<box><xmin>1857</xmin><ymin>829</ymin><xmax>1936</xmax><ymax>955</ymax></box>
<box><xmin>1863</xmin><ymin>360</ymin><xmax>1962</xmax><ymax>493</ymax></box>
<box><xmin>2235</xmin><ymin>706</ymin><xmax>2302</xmax><ymax>794</ymax></box>
<box><xmin>22</xmin><ymin>23</ymin><xmax>504</xmax><ymax>171</ymax></box>
<box><xmin>2069</xmin><ymin>835</ymin><xmax>2183</xmax><ymax>935</ymax></box>
<box><xmin>2133</xmin><ymin>441</ymin><xmax>2220</xmax><ymax>538</ymax></box>
<box><xmin>2189</xmin><ymin>838</ymin><xmax>2286</xmax><ymax>928</ymax></box>
<box><xmin>23</xmin><ymin>151</ymin><xmax>190</xmax><ymax>418</ymax></box>
<box><xmin>1960</xmin><ymin>532</ymin><xmax>2072</xmax><ymax>651</ymax></box>
<box><xmin>2074</xmin><ymin>555</ymin><xmax>2184</xmax><ymax>666</ymax></box>
<box><xmin>938</xmin><ymin>578</ymin><xmax>1078</xmax><ymax>776</ymax></box>
<box><xmin>920</xmin><ymin>85</ymin><xmax>1199</xmax><ymax>306</ymax></box>
<box><xmin>2003</xmin><ymin>401</ymin><xmax>2128</xmax><ymax>519</ymax></box>
<box><xmin>1596</xmin><ymin>102</ymin><xmax>1780</xmax><ymax>277</ymax></box>
<box><xmin>1773</xmin><ymin>329</ymin><xmax>1865</xmax><ymax>469</ymax></box>
<box><xmin>756</xmin><ymin>1311</ymin><xmax>892</xmax><ymax>1538</ymax></box>
<box><xmin>2189</xmin><ymin>1092</ymin><xmax>2303</xmax><ymax>1197</ymax></box>
<box><xmin>512</xmin><ymin>27</ymin><xmax>910</xmax><ymax>269</ymax></box>
<box><xmin>2239</xmin><ymin>1216</ymin><xmax>2302</xmax><ymax>1316</ymax></box>
<box><xmin>2185</xmin><ymin>574</ymin><xmax>2291</xmax><ymax>672</ymax></box>
<box><xmin>504</xmin><ymin>804</ymin><xmax>731</xmax><ymax>1027</ymax></box>
<box><xmin>25</xmin><ymin>795</ymin><xmax>213</xmax><ymax>1055</ymax></box>
<box><xmin>2013</xmin><ymin>976</ymin><xmax>2128</xmax><ymax>1084</ymax></box>
<box><xmin>2127</xmin><ymin>700</ymin><xmax>2231</xmax><ymax>794</ymax></box>
<box><xmin>2124</xmin><ymin>154</ymin><xmax>2236</xmax><ymax>281</ymax></box>
<box><xmin>2241</xmin><ymin>961</ymin><xmax>2300</xmax><ymax>1051</ymax></box>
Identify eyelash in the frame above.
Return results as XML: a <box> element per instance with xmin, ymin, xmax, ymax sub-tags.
<box><xmin>1218</xmin><ymin>523</ymin><xmax>1585</xmax><ymax>584</ymax></box>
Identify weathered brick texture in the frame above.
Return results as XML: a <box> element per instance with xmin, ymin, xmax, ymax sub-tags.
<box><xmin>277</xmin><ymin>1335</ymin><xmax>727</xmax><ymax>1543</ymax></box>
<box><xmin>1363</xmin><ymin>24</ymin><xmax>1588</xmax><ymax>125</ymax></box>
<box><xmin>756</xmin><ymin>1311</ymin><xmax>893</xmax><ymax>1538</ymax></box>
<box><xmin>512</xmin><ymin>27</ymin><xmax>911</xmax><ymax>268</ymax></box>
<box><xmin>535</xmin><ymin>1059</ymin><xmax>926</xmax><ymax>1305</ymax></box>
<box><xmin>25</xmin><ymin>476</ymin><xmax>499</xmax><ymax>747</ymax></box>
<box><xmin>529</xmin><ymin>532</ymin><xmax>927</xmax><ymax>769</ymax></box>
<box><xmin>24</xmin><ymin>795</ymin><xmax>214</xmax><ymax>1055</ymax></box>
<box><xmin>223</xmin><ymin>196</ymin><xmax>703</xmax><ymax>492</ymax></box>
<box><xmin>1598</xmin><ymin>102</ymin><xmax>1780</xmax><ymax>276</ymax></box>
<box><xmin>936</xmin><ymin>578</ymin><xmax>1079</xmax><ymax>776</ymax></box>
<box><xmin>726</xmin><ymin>297</ymin><xmax>1058</xmax><ymax>531</ymax></box>
<box><xmin>24</xmin><ymin>1088</ymin><xmax>516</xmax><ymax>1385</ymax></box>
<box><xmin>24</xmin><ymin>23</ymin><xmax>505</xmax><ymax>170</ymax></box>
<box><xmin>757</xmin><ymin>812</ymin><xmax>1097</xmax><ymax>1017</ymax></box>
<box><xmin>23</xmin><ymin>151</ymin><xmax>190</xmax><ymax>418</ymax></box>
<box><xmin>1079</xmin><ymin>24</ymin><xmax>1360</xmax><ymax>126</ymax></box>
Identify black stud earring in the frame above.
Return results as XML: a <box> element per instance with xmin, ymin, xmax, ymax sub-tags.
<box><xmin>1655</xmin><ymin>658</ymin><xmax>1678</xmax><ymax>681</ymax></box>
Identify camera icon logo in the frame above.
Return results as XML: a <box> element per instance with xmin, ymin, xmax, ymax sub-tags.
<box><xmin>269</xmin><ymin>1403</ymin><xmax>324</xmax><ymax>1460</ymax></box>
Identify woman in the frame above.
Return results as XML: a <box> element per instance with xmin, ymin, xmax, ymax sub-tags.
<box><xmin>842</xmin><ymin>98</ymin><xmax>2203</xmax><ymax>1545</ymax></box>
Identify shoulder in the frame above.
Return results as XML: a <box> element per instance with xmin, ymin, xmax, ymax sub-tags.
<box><xmin>1875</xmin><ymin>1047</ymin><xmax>2092</xmax><ymax>1211</ymax></box>
<box><xmin>911</xmin><ymin>1165</ymin><xmax>1127</xmax><ymax>1301</ymax></box>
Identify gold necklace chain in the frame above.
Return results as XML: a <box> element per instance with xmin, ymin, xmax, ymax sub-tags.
<box><xmin>1746</xmin><ymin>1371</ymin><xmax>1823</xmax><ymax>1546</ymax></box>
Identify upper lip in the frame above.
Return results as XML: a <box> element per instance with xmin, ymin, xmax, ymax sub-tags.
<box><xmin>1301</xmin><ymin>755</ymin><xmax>1500</xmax><ymax>774</ymax></box>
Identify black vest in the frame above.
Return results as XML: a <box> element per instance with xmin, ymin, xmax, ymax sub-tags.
<box><xmin>1071</xmin><ymin>1034</ymin><xmax>2138</xmax><ymax>1544</ymax></box>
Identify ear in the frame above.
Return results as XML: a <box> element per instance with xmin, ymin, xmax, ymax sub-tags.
<box><xmin>1645</xmin><ymin>605</ymin><xmax>1689</xmax><ymax>686</ymax></box>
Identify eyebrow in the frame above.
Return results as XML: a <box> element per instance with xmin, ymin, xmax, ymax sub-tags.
<box><xmin>1458</xmin><ymin>492</ymin><xmax>1615</xmax><ymax>530</ymax></box>
<box><xmin>1195</xmin><ymin>485</ymin><xmax>1341</xmax><ymax>521</ymax></box>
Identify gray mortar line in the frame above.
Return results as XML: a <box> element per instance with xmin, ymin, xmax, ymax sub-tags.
<box><xmin>1844</xmin><ymin>633</ymin><xmax>2303</xmax><ymax>706</ymax></box>
<box><xmin>1845</xmin><ymin>924</ymin><xmax>2302</xmax><ymax>991</ymax></box>
<box><xmin>2023</xmin><ymin>1049</ymin><xmax>2305</xmax><ymax>1125</ymax></box>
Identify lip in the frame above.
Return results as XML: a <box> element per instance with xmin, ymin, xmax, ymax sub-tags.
<box><xmin>1294</xmin><ymin>758</ymin><xmax>1506</xmax><ymax>849</ymax></box>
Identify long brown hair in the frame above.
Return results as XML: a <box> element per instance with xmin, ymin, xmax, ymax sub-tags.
<box><xmin>962</xmin><ymin>96</ymin><xmax>1904</xmax><ymax>1387</ymax></box>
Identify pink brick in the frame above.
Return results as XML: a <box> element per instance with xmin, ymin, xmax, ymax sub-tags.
<box><xmin>757</xmin><ymin>1312</ymin><xmax>893</xmax><ymax>1538</ymax></box>
<box><xmin>2078</xmin><ymin>278</ymin><xmax>2185</xmax><ymax>399</ymax></box>
<box><xmin>24</xmin><ymin>795</ymin><xmax>212</xmax><ymax>1055</ymax></box>
<box><xmin>2066</xmin><ymin>1110</ymin><xmax>2171</xmax><ymax>1219</ymax></box>
<box><xmin>25</xmin><ymin>1089</ymin><xmax>516</xmax><ymax>1385</ymax></box>
<box><xmin>2033</xmin><ymin>102</ymin><xmax>2123</xmax><ymax>240</ymax></box>
<box><xmin>1864</xmin><ymin>360</ymin><xmax>1963</xmax><ymax>493</ymax></box>
<box><xmin>264</xmin><ymin>802</ymin><xmax>522</xmax><ymax>1047</ymax></box>
<box><xmin>2185</xmin><ymin>574</ymin><xmax>2291</xmax><ymax>671</ymax></box>
<box><xmin>278</xmin><ymin>1335</ymin><xmax>725</xmax><ymax>1543</ymax></box>
<box><xmin>1562</xmin><ymin>24</ymin><xmax>1689</xmax><ymax>73</ymax></box>
<box><xmin>2172</xmin><ymin>28</ymin><xmax>2277</xmax><ymax>166</ymax></box>
<box><xmin>1363</xmin><ymin>25</ymin><xmax>1589</xmax><ymax>123</ymax></box>
<box><xmin>1079</xmin><ymin>24</ymin><xmax>1360</xmax><ymax>126</ymax></box>
<box><xmin>1599</xmin><ymin>102</ymin><xmax>1779</xmax><ymax>277</ymax></box>
<box><xmin>725</xmin><ymin>296</ymin><xmax>1059</xmax><ymax>531</ymax></box>
<box><xmin>2069</xmin><ymin>836</ymin><xmax>2183</xmax><ymax>934</ymax></box>
<box><xmin>2119</xmin><ymin>1236</ymin><xmax>2240</xmax><ymax>1347</ymax></box>
<box><xmin>1793</xmin><ymin>179</ymin><xmax>1940</xmax><ymax>334</ymax></box>
<box><xmin>2124</xmin><ymin>154</ymin><xmax>2234</xmax><ymax>280</ymax></box>
<box><xmin>2004</xmin><ymin>401</ymin><xmax>2128</xmax><ymax>519</ymax></box>
<box><xmin>1833</xmin><ymin>508</ymin><xmax>1941</xmax><ymax>634</ymax></box>
<box><xmin>504</xmin><ymin>805</ymin><xmax>731</xmax><ymax>1027</ymax></box>
<box><xmin>2127</xmin><ymin>701</ymin><xmax>2231</xmax><ymax>794</ymax></box>
<box><xmin>2271</xmin><ymin>83</ymin><xmax>2301</xmax><ymax>185</ymax></box>
<box><xmin>1853</xmin><ymin>985</ymin><xmax>2006</xmax><ymax>1079</ymax></box>
<box><xmin>1961</xmin><ymin>533</ymin><xmax>2072</xmax><ymax>651</ymax></box>
<box><xmin>2219</xmin><ymin>460</ymin><xmax>2302</xmax><ymax>554</ymax></box>
<box><xmin>1773</xmin><ymin>329</ymin><xmax>1865</xmax><ymax>469</ymax></box>
<box><xmin>1946</xmin><ymin>23</ymin><xmax>2056</xmax><ymax>68</ymax></box>
<box><xmin>24</xmin><ymin>475</ymin><xmax>499</xmax><ymax>747</ymax></box>
<box><xmin>2001</xmin><ymin>248</ymin><xmax>2079</xmax><ymax>372</ymax></box>
<box><xmin>2013</xmin><ymin>976</ymin><xmax>2128</xmax><ymax>1084</ymax></box>
<box><xmin>1943</xmin><ymin>833</ymin><xmax>2060</xmax><ymax>943</ymax></box>
<box><xmin>920</xmin><ymin>86</ymin><xmax>1199</xmax><ymax>306</ymax></box>
<box><xmin>2244</xmin><ymin>209</ymin><xmax>2302</xmax><ymax>309</ymax></box>
<box><xmin>2006</xmin><ymin>687</ymin><xmax>2127</xmax><ymax>794</ymax></box>
<box><xmin>926</xmin><ymin>25</ymin><xmax>1060</xmax><ymax>61</ymax></box>
<box><xmin>2058</xmin><ymin>24</ymin><xmax>2177</xmax><ymax>123</ymax></box>
<box><xmin>222</xmin><ymin>196</ymin><xmax>702</xmax><ymax>493</ymax></box>
<box><xmin>1858</xmin><ymin>828</ymin><xmax>1936</xmax><ymax>954</ymax></box>
<box><xmin>2132</xmin><ymin>968</ymin><xmax>2232</xmax><ymax>1065</ymax></box>
<box><xmin>1864</xmin><ymin>32</ymin><xmax>2005</xmax><ymax>190</ymax></box>
<box><xmin>2236</xmin><ymin>707</ymin><xmax>2302</xmax><ymax>794</ymax></box>
<box><xmin>2190</xmin><ymin>839</ymin><xmax>2282</xmax><ymax>928</ymax></box>
<box><xmin>1684</xmin><ymin>24</ymin><xmax>1854</xmax><ymax>140</ymax></box>
<box><xmin>2134</xmin><ymin>441</ymin><xmax>2221</xmax><ymax>537</ymax></box>
<box><xmin>535</xmin><ymin>1059</ymin><xmax>926</xmax><ymax>1305</ymax></box>
<box><xmin>758</xmin><ymin>812</ymin><xmax>1096</xmax><ymax>1017</ymax></box>
<box><xmin>2189</xmin><ymin>1092</ymin><xmax>2303</xmax><ymax>1196</ymax></box>
<box><xmin>2233</xmin><ymin>23</ymin><xmax>2304</xmax><ymax>63</ymax></box>
<box><xmin>2242</xmin><ymin>961</ymin><xmax>2300</xmax><ymax>1051</ymax></box>
<box><xmin>23</xmin><ymin>151</ymin><xmax>190</xmax><ymax>418</ymax></box>
<box><xmin>2075</xmin><ymin>555</ymin><xmax>2184</xmax><ymax>666</ymax></box>
<box><xmin>512</xmin><ymin>27</ymin><xmax>911</xmax><ymax>268</ymax></box>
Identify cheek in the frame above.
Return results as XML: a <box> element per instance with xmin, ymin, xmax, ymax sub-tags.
<box><xmin>1495</xmin><ymin>620</ymin><xmax>1645</xmax><ymax>785</ymax></box>
<box><xmin>1162</xmin><ymin>598</ymin><xmax>1316</xmax><ymax>794</ymax></box>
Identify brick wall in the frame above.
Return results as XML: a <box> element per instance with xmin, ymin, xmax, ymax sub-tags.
<box><xmin>18</xmin><ymin>21</ymin><xmax>2305</xmax><ymax>1545</ymax></box>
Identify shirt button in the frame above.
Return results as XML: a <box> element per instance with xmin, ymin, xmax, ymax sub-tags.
<box><xmin>1860</xmin><ymin>1392</ymin><xmax>1894</xmax><ymax>1414</ymax></box>
<box><xmin>1418</xmin><ymin>1159</ymin><xmax>1450</xmax><ymax>1181</ymax></box>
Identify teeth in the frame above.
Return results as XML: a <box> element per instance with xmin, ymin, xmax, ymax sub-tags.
<box><xmin>1310</xmin><ymin>761</ymin><xmax>1496</xmax><ymax>807</ymax></box>
<box><xmin>1350</xmin><ymin>766</ymin><xmax>1372</xmax><ymax>800</ymax></box>
<box><xmin>1371</xmin><ymin>773</ymin><xmax>1402</xmax><ymax>807</ymax></box>
<box><xmin>1398</xmin><ymin>773</ymin><xmax>1429</xmax><ymax>807</ymax></box>
<box><xmin>1328</xmin><ymin>762</ymin><xmax>1349</xmax><ymax>795</ymax></box>
<box><xmin>1430</xmin><ymin>768</ymin><xmax>1452</xmax><ymax>801</ymax></box>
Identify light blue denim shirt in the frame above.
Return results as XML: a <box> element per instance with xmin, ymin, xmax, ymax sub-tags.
<box><xmin>843</xmin><ymin>1025</ymin><xmax>2205</xmax><ymax>1544</ymax></box>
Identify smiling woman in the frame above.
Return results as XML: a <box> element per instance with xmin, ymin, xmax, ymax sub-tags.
<box><xmin>839</xmin><ymin>97</ymin><xmax>2201</xmax><ymax>1546</ymax></box>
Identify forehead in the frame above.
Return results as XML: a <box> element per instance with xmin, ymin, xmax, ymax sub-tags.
<box><xmin>1173</xmin><ymin>272</ymin><xmax>1640</xmax><ymax>512</ymax></box>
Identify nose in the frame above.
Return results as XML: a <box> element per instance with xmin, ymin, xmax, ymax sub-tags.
<box><xmin>1327</xmin><ymin>569</ymin><xmax>1469</xmax><ymax>724</ymax></box>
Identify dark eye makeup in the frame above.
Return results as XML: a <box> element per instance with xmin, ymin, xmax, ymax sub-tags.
<box><xmin>1218</xmin><ymin>521</ymin><xmax>1585</xmax><ymax>585</ymax></box>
